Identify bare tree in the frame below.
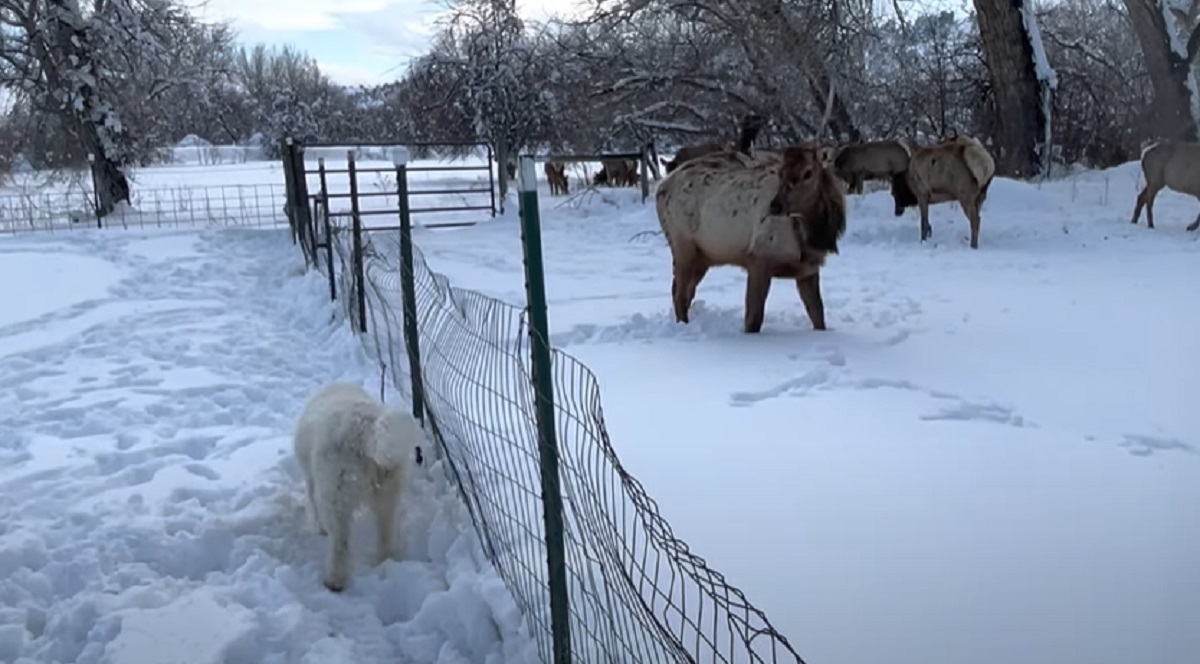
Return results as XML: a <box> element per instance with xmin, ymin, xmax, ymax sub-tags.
<box><xmin>1122</xmin><ymin>0</ymin><xmax>1200</xmax><ymax>141</ymax></box>
<box><xmin>0</xmin><ymin>0</ymin><xmax>235</xmax><ymax>216</ymax></box>
<box><xmin>973</xmin><ymin>0</ymin><xmax>1056</xmax><ymax>177</ymax></box>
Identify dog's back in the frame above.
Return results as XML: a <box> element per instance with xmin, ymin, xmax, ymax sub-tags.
<box><xmin>294</xmin><ymin>382</ymin><xmax>418</xmax><ymax>472</ymax></box>
<box><xmin>292</xmin><ymin>382</ymin><xmax>424</xmax><ymax>591</ymax></box>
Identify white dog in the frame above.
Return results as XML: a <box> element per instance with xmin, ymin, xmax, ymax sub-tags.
<box><xmin>292</xmin><ymin>381</ymin><xmax>423</xmax><ymax>592</ymax></box>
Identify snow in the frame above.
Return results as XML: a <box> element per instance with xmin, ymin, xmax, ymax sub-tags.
<box><xmin>1</xmin><ymin>152</ymin><xmax>1198</xmax><ymax>664</ymax></box>
<box><xmin>1019</xmin><ymin>3</ymin><xmax>1057</xmax><ymax>88</ymax></box>
<box><xmin>0</xmin><ymin>227</ymin><xmax>537</xmax><ymax>663</ymax></box>
<box><xmin>389</xmin><ymin>160</ymin><xmax>1199</xmax><ymax>664</ymax></box>
<box><xmin>1018</xmin><ymin>2</ymin><xmax>1057</xmax><ymax>175</ymax></box>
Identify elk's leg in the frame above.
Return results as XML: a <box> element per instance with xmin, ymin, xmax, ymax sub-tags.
<box><xmin>680</xmin><ymin>258</ymin><xmax>710</xmax><ymax>319</ymax></box>
<box><xmin>670</xmin><ymin>246</ymin><xmax>693</xmax><ymax>323</ymax></box>
<box><xmin>743</xmin><ymin>265</ymin><xmax>772</xmax><ymax>334</ymax></box>
<box><xmin>670</xmin><ymin>272</ymin><xmax>686</xmax><ymax>323</ymax></box>
<box><xmin>1130</xmin><ymin>187</ymin><xmax>1147</xmax><ymax>225</ymax></box>
<box><xmin>918</xmin><ymin>200</ymin><xmax>932</xmax><ymax>242</ymax></box>
<box><xmin>796</xmin><ymin>271</ymin><xmax>826</xmax><ymax>330</ymax></box>
<box><xmin>964</xmin><ymin>200</ymin><xmax>981</xmax><ymax>250</ymax></box>
<box><xmin>1133</xmin><ymin>186</ymin><xmax>1160</xmax><ymax>229</ymax></box>
<box><xmin>671</xmin><ymin>247</ymin><xmax>706</xmax><ymax>324</ymax></box>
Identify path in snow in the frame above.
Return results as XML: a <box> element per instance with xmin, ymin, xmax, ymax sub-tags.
<box><xmin>0</xmin><ymin>228</ymin><xmax>535</xmax><ymax>664</ymax></box>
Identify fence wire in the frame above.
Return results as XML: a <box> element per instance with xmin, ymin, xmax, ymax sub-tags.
<box><xmin>317</xmin><ymin>212</ymin><xmax>807</xmax><ymax>664</ymax></box>
<box><xmin>0</xmin><ymin>183</ymin><xmax>287</xmax><ymax>233</ymax></box>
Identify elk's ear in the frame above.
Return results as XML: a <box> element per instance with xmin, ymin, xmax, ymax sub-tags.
<box><xmin>818</xmin><ymin>146</ymin><xmax>835</xmax><ymax>165</ymax></box>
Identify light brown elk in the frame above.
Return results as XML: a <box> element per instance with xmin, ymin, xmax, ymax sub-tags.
<box><xmin>660</xmin><ymin>113</ymin><xmax>769</xmax><ymax>174</ymax></box>
<box><xmin>833</xmin><ymin>140</ymin><xmax>911</xmax><ymax>194</ymax></box>
<box><xmin>544</xmin><ymin>160</ymin><xmax>569</xmax><ymax>196</ymax></box>
<box><xmin>655</xmin><ymin>146</ymin><xmax>847</xmax><ymax>333</ymax></box>
<box><xmin>593</xmin><ymin>158</ymin><xmax>639</xmax><ymax>187</ymax></box>
<box><xmin>890</xmin><ymin>134</ymin><xmax>996</xmax><ymax>249</ymax></box>
<box><xmin>1130</xmin><ymin>140</ymin><xmax>1200</xmax><ymax>231</ymax></box>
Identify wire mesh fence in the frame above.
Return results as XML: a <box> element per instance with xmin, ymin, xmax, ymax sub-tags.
<box><xmin>0</xmin><ymin>182</ymin><xmax>288</xmax><ymax>233</ymax></box>
<box><xmin>315</xmin><ymin>206</ymin><xmax>809</xmax><ymax>664</ymax></box>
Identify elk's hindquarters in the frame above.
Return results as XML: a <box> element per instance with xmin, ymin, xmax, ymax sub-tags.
<box><xmin>1130</xmin><ymin>141</ymin><xmax>1200</xmax><ymax>230</ymax></box>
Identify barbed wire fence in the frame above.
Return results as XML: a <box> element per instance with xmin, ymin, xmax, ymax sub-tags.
<box><xmin>285</xmin><ymin>141</ymin><xmax>810</xmax><ymax>664</ymax></box>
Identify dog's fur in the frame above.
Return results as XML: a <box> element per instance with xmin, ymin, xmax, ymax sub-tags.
<box><xmin>293</xmin><ymin>382</ymin><xmax>423</xmax><ymax>592</ymax></box>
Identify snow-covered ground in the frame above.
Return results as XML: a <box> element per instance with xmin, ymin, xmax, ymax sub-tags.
<box><xmin>0</xmin><ymin>228</ymin><xmax>536</xmax><ymax>663</ymax></box>
<box><xmin>403</xmin><ymin>161</ymin><xmax>1200</xmax><ymax>664</ymax></box>
<box><xmin>1</xmin><ymin>152</ymin><xmax>1197</xmax><ymax>664</ymax></box>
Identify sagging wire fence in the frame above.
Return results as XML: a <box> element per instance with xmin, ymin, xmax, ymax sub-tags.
<box><xmin>285</xmin><ymin>141</ymin><xmax>808</xmax><ymax>664</ymax></box>
<box><xmin>0</xmin><ymin>180</ymin><xmax>288</xmax><ymax>233</ymax></box>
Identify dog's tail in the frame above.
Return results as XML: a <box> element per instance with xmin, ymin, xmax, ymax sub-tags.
<box><xmin>369</xmin><ymin>407</ymin><xmax>424</xmax><ymax>469</ymax></box>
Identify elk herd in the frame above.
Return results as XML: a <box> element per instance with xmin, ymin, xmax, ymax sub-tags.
<box><xmin>536</xmin><ymin>116</ymin><xmax>1200</xmax><ymax>336</ymax></box>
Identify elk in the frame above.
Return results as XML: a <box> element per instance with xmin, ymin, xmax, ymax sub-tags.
<box><xmin>890</xmin><ymin>134</ymin><xmax>996</xmax><ymax>249</ymax></box>
<box><xmin>544</xmin><ymin>160</ymin><xmax>569</xmax><ymax>196</ymax></box>
<box><xmin>660</xmin><ymin>113</ymin><xmax>769</xmax><ymax>174</ymax></box>
<box><xmin>593</xmin><ymin>158</ymin><xmax>639</xmax><ymax>187</ymax></box>
<box><xmin>654</xmin><ymin>146</ymin><xmax>847</xmax><ymax>333</ymax></box>
<box><xmin>833</xmin><ymin>139</ymin><xmax>911</xmax><ymax>194</ymax></box>
<box><xmin>1130</xmin><ymin>140</ymin><xmax>1200</xmax><ymax>231</ymax></box>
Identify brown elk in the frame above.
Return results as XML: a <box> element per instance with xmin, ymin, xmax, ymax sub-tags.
<box><xmin>655</xmin><ymin>145</ymin><xmax>847</xmax><ymax>333</ymax></box>
<box><xmin>1130</xmin><ymin>140</ymin><xmax>1200</xmax><ymax>231</ymax></box>
<box><xmin>660</xmin><ymin>113</ymin><xmax>769</xmax><ymax>174</ymax></box>
<box><xmin>593</xmin><ymin>158</ymin><xmax>639</xmax><ymax>187</ymax></box>
<box><xmin>544</xmin><ymin>160</ymin><xmax>569</xmax><ymax>196</ymax></box>
<box><xmin>833</xmin><ymin>140</ymin><xmax>911</xmax><ymax>194</ymax></box>
<box><xmin>890</xmin><ymin>134</ymin><xmax>996</xmax><ymax>249</ymax></box>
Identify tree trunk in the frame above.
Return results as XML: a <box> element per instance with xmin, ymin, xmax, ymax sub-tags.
<box><xmin>90</xmin><ymin>147</ymin><xmax>132</xmax><ymax>218</ymax></box>
<box><xmin>1122</xmin><ymin>0</ymin><xmax>1200</xmax><ymax>141</ymax></box>
<box><xmin>808</xmin><ymin>75</ymin><xmax>861</xmax><ymax>143</ymax></box>
<box><xmin>48</xmin><ymin>0</ymin><xmax>131</xmax><ymax>218</ymax></box>
<box><xmin>973</xmin><ymin>0</ymin><xmax>1045</xmax><ymax>177</ymax></box>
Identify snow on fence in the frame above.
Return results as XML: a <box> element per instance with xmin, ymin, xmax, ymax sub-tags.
<box><xmin>286</xmin><ymin>151</ymin><xmax>810</xmax><ymax>664</ymax></box>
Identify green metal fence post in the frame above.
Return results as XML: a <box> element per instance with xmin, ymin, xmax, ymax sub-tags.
<box><xmin>393</xmin><ymin>147</ymin><xmax>426</xmax><ymax>425</ymax></box>
<box><xmin>346</xmin><ymin>150</ymin><xmax>367</xmax><ymax>335</ymax></box>
<box><xmin>516</xmin><ymin>154</ymin><xmax>573</xmax><ymax>664</ymax></box>
<box><xmin>280</xmin><ymin>137</ymin><xmax>298</xmax><ymax>244</ymax></box>
<box><xmin>291</xmin><ymin>143</ymin><xmax>314</xmax><ymax>266</ymax></box>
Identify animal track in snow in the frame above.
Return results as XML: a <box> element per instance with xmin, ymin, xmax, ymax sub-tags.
<box><xmin>1119</xmin><ymin>433</ymin><xmax>1195</xmax><ymax>457</ymax></box>
<box><xmin>731</xmin><ymin>370</ymin><xmax>1034</xmax><ymax>429</ymax></box>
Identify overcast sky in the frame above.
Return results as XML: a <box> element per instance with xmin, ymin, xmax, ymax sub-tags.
<box><xmin>195</xmin><ymin>0</ymin><xmax>587</xmax><ymax>86</ymax></box>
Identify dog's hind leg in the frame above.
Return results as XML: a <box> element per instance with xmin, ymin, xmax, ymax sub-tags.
<box><xmin>305</xmin><ymin>479</ymin><xmax>327</xmax><ymax>536</ymax></box>
<box><xmin>319</xmin><ymin>483</ymin><xmax>358</xmax><ymax>592</ymax></box>
<box><xmin>322</xmin><ymin>513</ymin><xmax>353</xmax><ymax>591</ymax></box>
<box><xmin>370</xmin><ymin>475</ymin><xmax>403</xmax><ymax>566</ymax></box>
